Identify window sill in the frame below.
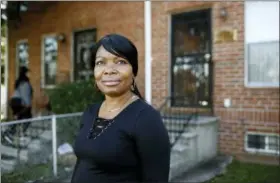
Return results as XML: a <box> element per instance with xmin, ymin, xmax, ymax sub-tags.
<box><xmin>245</xmin><ymin>82</ymin><xmax>279</xmax><ymax>88</ymax></box>
<box><xmin>41</xmin><ymin>85</ymin><xmax>56</xmax><ymax>89</ymax></box>
<box><xmin>245</xmin><ymin>148</ymin><xmax>279</xmax><ymax>156</ymax></box>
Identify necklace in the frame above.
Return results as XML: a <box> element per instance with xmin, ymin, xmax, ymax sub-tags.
<box><xmin>105</xmin><ymin>95</ymin><xmax>137</xmax><ymax>112</ymax></box>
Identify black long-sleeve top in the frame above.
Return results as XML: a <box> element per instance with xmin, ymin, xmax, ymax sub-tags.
<box><xmin>71</xmin><ymin>99</ymin><xmax>171</xmax><ymax>183</ymax></box>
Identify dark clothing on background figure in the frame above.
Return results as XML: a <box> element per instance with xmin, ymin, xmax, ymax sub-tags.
<box><xmin>8</xmin><ymin>81</ymin><xmax>33</xmax><ymax>135</ymax></box>
<box><xmin>8</xmin><ymin>97</ymin><xmax>32</xmax><ymax>134</ymax></box>
<box><xmin>71</xmin><ymin>99</ymin><xmax>170</xmax><ymax>183</ymax></box>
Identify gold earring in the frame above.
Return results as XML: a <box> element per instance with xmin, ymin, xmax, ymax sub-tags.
<box><xmin>131</xmin><ymin>79</ymin><xmax>136</xmax><ymax>91</ymax></box>
<box><xmin>94</xmin><ymin>82</ymin><xmax>99</xmax><ymax>91</ymax></box>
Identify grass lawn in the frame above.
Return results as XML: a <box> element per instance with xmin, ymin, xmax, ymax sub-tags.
<box><xmin>2</xmin><ymin>159</ymin><xmax>279</xmax><ymax>183</ymax></box>
<box><xmin>1</xmin><ymin>163</ymin><xmax>72</xmax><ymax>183</ymax></box>
<box><xmin>1</xmin><ymin>163</ymin><xmax>52</xmax><ymax>183</ymax></box>
<box><xmin>205</xmin><ymin>160</ymin><xmax>280</xmax><ymax>183</ymax></box>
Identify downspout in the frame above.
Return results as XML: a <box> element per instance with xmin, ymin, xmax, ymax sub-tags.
<box><xmin>144</xmin><ymin>0</ymin><xmax>152</xmax><ymax>104</ymax></box>
<box><xmin>4</xmin><ymin>19</ymin><xmax>8</xmax><ymax>119</ymax></box>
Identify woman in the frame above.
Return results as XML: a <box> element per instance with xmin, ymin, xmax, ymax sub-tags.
<box><xmin>71</xmin><ymin>34</ymin><xmax>171</xmax><ymax>183</ymax></box>
<box><xmin>3</xmin><ymin>66</ymin><xmax>33</xmax><ymax>144</ymax></box>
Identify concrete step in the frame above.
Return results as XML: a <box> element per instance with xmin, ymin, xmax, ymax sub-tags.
<box><xmin>23</xmin><ymin>130</ymin><xmax>52</xmax><ymax>142</ymax></box>
<box><xmin>1</xmin><ymin>159</ymin><xmax>17</xmax><ymax>173</ymax></box>
<box><xmin>1</xmin><ymin>130</ymin><xmax>52</xmax><ymax>162</ymax></box>
<box><xmin>40</xmin><ymin>130</ymin><xmax>52</xmax><ymax>141</ymax></box>
<box><xmin>0</xmin><ymin>144</ymin><xmax>28</xmax><ymax>161</ymax></box>
<box><xmin>169</xmin><ymin>132</ymin><xmax>198</xmax><ymax>180</ymax></box>
<box><xmin>171</xmin><ymin>155</ymin><xmax>233</xmax><ymax>182</ymax></box>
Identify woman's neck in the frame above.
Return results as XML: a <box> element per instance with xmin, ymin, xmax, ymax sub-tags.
<box><xmin>104</xmin><ymin>91</ymin><xmax>134</xmax><ymax>110</ymax></box>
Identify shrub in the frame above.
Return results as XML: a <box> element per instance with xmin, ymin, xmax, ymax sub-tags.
<box><xmin>47</xmin><ymin>80</ymin><xmax>104</xmax><ymax>144</ymax></box>
<box><xmin>47</xmin><ymin>80</ymin><xmax>104</xmax><ymax>114</ymax></box>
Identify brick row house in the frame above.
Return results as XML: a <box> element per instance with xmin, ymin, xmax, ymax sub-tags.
<box><xmin>4</xmin><ymin>1</ymin><xmax>279</xmax><ymax>163</ymax></box>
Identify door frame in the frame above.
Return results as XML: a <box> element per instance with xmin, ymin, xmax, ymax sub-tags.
<box><xmin>170</xmin><ymin>8</ymin><xmax>213</xmax><ymax>109</ymax></box>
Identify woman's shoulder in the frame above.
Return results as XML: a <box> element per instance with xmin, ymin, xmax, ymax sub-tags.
<box><xmin>136</xmin><ymin>99</ymin><xmax>161</xmax><ymax>119</ymax></box>
<box><xmin>83</xmin><ymin>102</ymin><xmax>102</xmax><ymax>114</ymax></box>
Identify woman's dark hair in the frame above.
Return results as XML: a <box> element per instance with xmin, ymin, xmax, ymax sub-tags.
<box><xmin>15</xmin><ymin>66</ymin><xmax>30</xmax><ymax>89</ymax></box>
<box><xmin>91</xmin><ymin>34</ymin><xmax>143</xmax><ymax>99</ymax></box>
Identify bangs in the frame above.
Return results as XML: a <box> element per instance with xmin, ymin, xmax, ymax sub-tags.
<box><xmin>90</xmin><ymin>34</ymin><xmax>138</xmax><ymax>75</ymax></box>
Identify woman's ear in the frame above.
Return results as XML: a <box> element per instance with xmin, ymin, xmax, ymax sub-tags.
<box><xmin>131</xmin><ymin>77</ymin><xmax>136</xmax><ymax>91</ymax></box>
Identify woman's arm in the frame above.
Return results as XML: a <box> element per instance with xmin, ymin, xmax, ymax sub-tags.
<box><xmin>134</xmin><ymin>107</ymin><xmax>171</xmax><ymax>182</ymax></box>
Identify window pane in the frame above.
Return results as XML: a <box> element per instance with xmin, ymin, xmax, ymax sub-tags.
<box><xmin>268</xmin><ymin>136</ymin><xmax>280</xmax><ymax>151</ymax></box>
<box><xmin>74</xmin><ymin>29</ymin><xmax>96</xmax><ymax>81</ymax></box>
<box><xmin>17</xmin><ymin>41</ymin><xmax>29</xmax><ymax>75</ymax></box>
<box><xmin>247</xmin><ymin>41</ymin><xmax>279</xmax><ymax>84</ymax></box>
<box><xmin>247</xmin><ymin>134</ymin><xmax>265</xmax><ymax>149</ymax></box>
<box><xmin>245</xmin><ymin>2</ymin><xmax>279</xmax><ymax>43</ymax></box>
<box><xmin>245</xmin><ymin>2</ymin><xmax>279</xmax><ymax>86</ymax></box>
<box><xmin>43</xmin><ymin>37</ymin><xmax>57</xmax><ymax>86</ymax></box>
<box><xmin>173</xmin><ymin>19</ymin><xmax>210</xmax><ymax>56</ymax></box>
<box><xmin>172</xmin><ymin>56</ymin><xmax>211</xmax><ymax>107</ymax></box>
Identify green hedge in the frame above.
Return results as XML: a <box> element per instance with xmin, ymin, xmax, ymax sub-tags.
<box><xmin>47</xmin><ymin>80</ymin><xmax>104</xmax><ymax>144</ymax></box>
<box><xmin>47</xmin><ymin>80</ymin><xmax>104</xmax><ymax>114</ymax></box>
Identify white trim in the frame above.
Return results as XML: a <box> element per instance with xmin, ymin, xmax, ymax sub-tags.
<box><xmin>244</xmin><ymin>2</ymin><xmax>279</xmax><ymax>88</ymax></box>
<box><xmin>4</xmin><ymin>21</ymin><xmax>9</xmax><ymax>119</ymax></box>
<box><xmin>15</xmin><ymin>39</ymin><xmax>28</xmax><ymax>78</ymax></box>
<box><xmin>245</xmin><ymin>131</ymin><xmax>280</xmax><ymax>155</ymax></box>
<box><xmin>167</xmin><ymin>14</ymin><xmax>172</xmax><ymax>108</ymax></box>
<box><xmin>41</xmin><ymin>33</ymin><xmax>58</xmax><ymax>89</ymax></box>
<box><xmin>144</xmin><ymin>0</ymin><xmax>152</xmax><ymax>104</ymax></box>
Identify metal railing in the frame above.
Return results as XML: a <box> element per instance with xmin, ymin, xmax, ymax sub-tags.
<box><xmin>1</xmin><ymin>112</ymin><xmax>83</xmax><ymax>183</ymax></box>
<box><xmin>1</xmin><ymin>99</ymin><xmax>203</xmax><ymax>182</ymax></box>
<box><xmin>158</xmin><ymin>96</ymin><xmax>198</xmax><ymax>148</ymax></box>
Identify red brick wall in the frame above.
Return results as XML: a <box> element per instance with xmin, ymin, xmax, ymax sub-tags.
<box><xmin>151</xmin><ymin>1</ymin><xmax>279</xmax><ymax>157</ymax></box>
<box><xmin>8</xmin><ymin>1</ymin><xmax>145</xmax><ymax>111</ymax></box>
<box><xmin>8</xmin><ymin>1</ymin><xmax>279</xmax><ymax>158</ymax></box>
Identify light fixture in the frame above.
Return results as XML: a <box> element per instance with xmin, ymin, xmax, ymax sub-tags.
<box><xmin>220</xmin><ymin>7</ymin><xmax>228</xmax><ymax>19</ymax></box>
<box><xmin>1</xmin><ymin>13</ymin><xmax>7</xmax><ymax>20</ymax></box>
<box><xmin>20</xmin><ymin>3</ymin><xmax>28</xmax><ymax>12</ymax></box>
<box><xmin>56</xmin><ymin>33</ymin><xmax>66</xmax><ymax>43</ymax></box>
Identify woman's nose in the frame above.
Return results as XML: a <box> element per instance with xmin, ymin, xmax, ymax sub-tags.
<box><xmin>104</xmin><ymin>64</ymin><xmax>117</xmax><ymax>75</ymax></box>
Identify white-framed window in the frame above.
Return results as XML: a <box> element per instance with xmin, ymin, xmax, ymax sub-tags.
<box><xmin>41</xmin><ymin>35</ymin><xmax>58</xmax><ymax>88</ymax></box>
<box><xmin>16</xmin><ymin>40</ymin><xmax>29</xmax><ymax>77</ymax></box>
<box><xmin>244</xmin><ymin>2</ymin><xmax>279</xmax><ymax>87</ymax></box>
<box><xmin>245</xmin><ymin>132</ymin><xmax>280</xmax><ymax>155</ymax></box>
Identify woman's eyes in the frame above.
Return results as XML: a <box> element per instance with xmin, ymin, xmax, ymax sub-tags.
<box><xmin>95</xmin><ymin>61</ymin><xmax>104</xmax><ymax>65</ymax></box>
<box><xmin>117</xmin><ymin>60</ymin><xmax>127</xmax><ymax>64</ymax></box>
<box><xmin>95</xmin><ymin>60</ymin><xmax>127</xmax><ymax>65</ymax></box>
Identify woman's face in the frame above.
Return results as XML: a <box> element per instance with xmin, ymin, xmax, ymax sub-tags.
<box><xmin>94</xmin><ymin>46</ymin><xmax>134</xmax><ymax>97</ymax></box>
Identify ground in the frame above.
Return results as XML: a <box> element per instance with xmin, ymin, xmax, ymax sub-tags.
<box><xmin>2</xmin><ymin>159</ymin><xmax>279</xmax><ymax>183</ymax></box>
<box><xmin>205</xmin><ymin>160</ymin><xmax>280</xmax><ymax>183</ymax></box>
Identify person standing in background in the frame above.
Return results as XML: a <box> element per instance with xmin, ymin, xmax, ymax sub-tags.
<box><xmin>3</xmin><ymin>66</ymin><xmax>33</xmax><ymax>144</ymax></box>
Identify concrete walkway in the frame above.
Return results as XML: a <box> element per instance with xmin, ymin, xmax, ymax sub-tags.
<box><xmin>28</xmin><ymin>155</ymin><xmax>232</xmax><ymax>183</ymax></box>
<box><xmin>171</xmin><ymin>155</ymin><xmax>233</xmax><ymax>183</ymax></box>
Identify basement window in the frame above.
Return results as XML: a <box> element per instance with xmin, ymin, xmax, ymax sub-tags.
<box><xmin>245</xmin><ymin>132</ymin><xmax>280</xmax><ymax>155</ymax></box>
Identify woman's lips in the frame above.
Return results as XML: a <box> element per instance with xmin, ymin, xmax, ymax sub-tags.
<box><xmin>101</xmin><ymin>80</ymin><xmax>121</xmax><ymax>86</ymax></box>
